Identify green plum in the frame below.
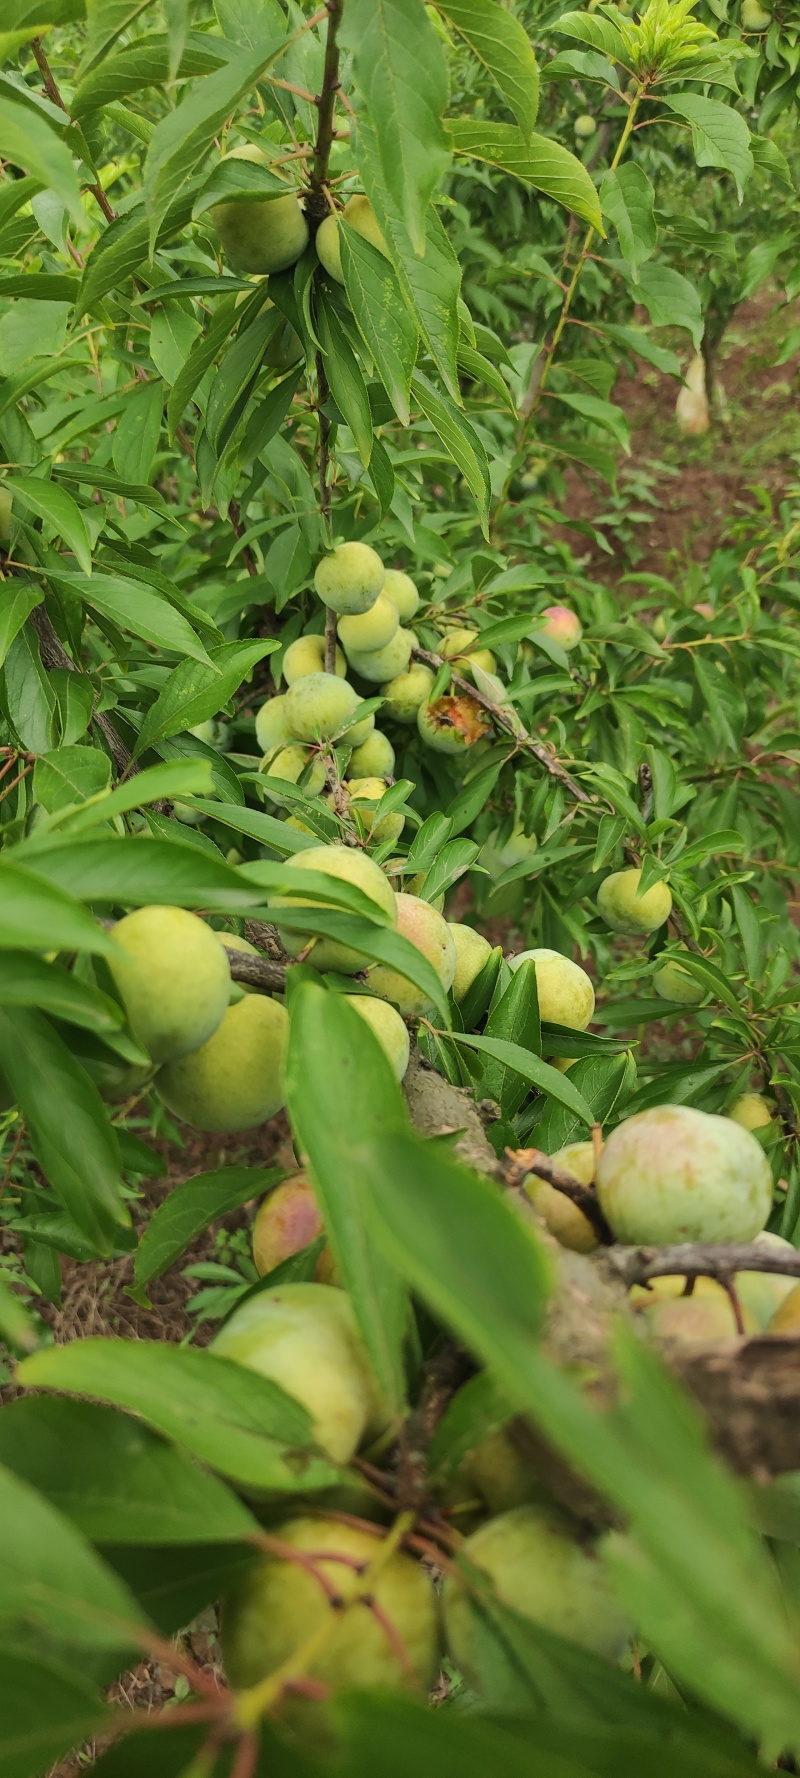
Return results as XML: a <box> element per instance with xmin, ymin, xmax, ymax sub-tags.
<box><xmin>284</xmin><ymin>672</ymin><xmax>361</xmax><ymax>743</ymax></box>
<box><xmin>283</xmin><ymin>634</ymin><xmax>346</xmax><ymax>685</ymax></box>
<box><xmin>271</xmin><ymin>842</ymin><xmax>397</xmax><ymax>974</ymax></box>
<box><xmin>344</xmin><ymin>776</ymin><xmax>404</xmax><ymax>845</ymax></box>
<box><xmin>597</xmin><ymin>868</ymin><xmax>672</xmax><ymax>935</ymax></box>
<box><xmin>382</xmin><ymin>568</ymin><xmax>419</xmax><ymax>621</ymax></box>
<box><xmin>315</xmin><ymin>194</ymin><xmax>390</xmax><ymax>283</ymax></box>
<box><xmin>347</xmin><ymin>626</ymin><xmax>414</xmax><ymax>685</ymax></box>
<box><xmin>315</xmin><ymin>542</ymin><xmax>385</xmax><ymax>615</ymax></box>
<box><xmin>348</xmin><ymin>729</ymin><xmax>395</xmax><ymax>779</ymax></box>
<box><xmin>210</xmin><ymin>148</ymin><xmax>308</xmax><ymax>275</ymax></box>
<box><xmin>381</xmin><ymin>663</ymin><xmax>434</xmax><ymax>723</ymax></box>
<box><xmin>508</xmin><ymin>948</ymin><xmax>595</xmax><ymax>1031</ymax></box>
<box><xmin>653</xmin><ymin>954</ymin><xmax>704</xmax><ymax>1005</ymax></box>
<box><xmin>596</xmin><ymin>1105</ymin><xmax>773</xmax><ymax>1244</ymax></box>
<box><xmin>449</xmin><ymin>922</ymin><xmax>492</xmax><ymax>1004</ymax></box>
<box><xmin>417</xmin><ymin>693</ymin><xmax>491</xmax><ymax>754</ymax></box>
<box><xmin>369</xmin><ymin>892</ymin><xmax>456</xmax><ymax>1017</ymax></box>
<box><xmin>338</xmin><ymin>593</ymin><xmax>399</xmax><ymax>656</ymax></box>
<box><xmin>255</xmin><ymin>693</ymin><xmax>291</xmax><ymax>756</ymax></box>
<box><xmin>345</xmin><ymin>993</ymin><xmax>410</xmax><ymax>1081</ymax></box>
<box><xmin>108</xmin><ymin>906</ymin><xmax>230</xmax><ymax>1064</ymax></box>
<box><xmin>158</xmin><ymin>993</ymin><xmax>288</xmax><ymax>1132</ymax></box>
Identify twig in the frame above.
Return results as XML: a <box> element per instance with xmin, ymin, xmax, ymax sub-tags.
<box><xmin>504</xmin><ymin>1146</ymin><xmax>613</xmax><ymax>1245</ymax></box>
<box><xmin>304</xmin><ymin>0</ymin><xmax>344</xmax><ymax>674</ymax></box>
<box><xmin>227</xmin><ymin>948</ymin><xmax>288</xmax><ymax>993</ymax></box>
<box><xmin>30</xmin><ymin>39</ymin><xmax>116</xmax><ymax>224</ymax></box>
<box><xmin>608</xmin><ymin>1242</ymin><xmax>800</xmax><ymax>1291</ymax></box>
<box><xmin>27</xmin><ymin>602</ymin><xmax>135</xmax><ymax>779</ymax></box>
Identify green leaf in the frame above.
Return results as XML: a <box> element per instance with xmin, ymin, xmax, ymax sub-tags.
<box><xmin>51</xmin><ymin>761</ymin><xmax>214</xmax><ymax>835</ymax></box>
<box><xmin>134</xmin><ymin>1166</ymin><xmax>280</xmax><ymax>1290</ymax></box>
<box><xmin>446</xmin><ymin>120</ymin><xmax>603</xmax><ymax>232</ymax></box>
<box><xmin>0</xmin><ymin>951</ymin><xmax>124</xmax><ymax>1037</ymax></box>
<box><xmin>80</xmin><ymin>0</ymin><xmax>153</xmax><ymax>73</ymax></box>
<box><xmin>437</xmin><ymin>0</ymin><xmax>539</xmax><ymax>136</ymax></box>
<box><xmin>553</xmin><ymin>10</ymin><xmax>627</xmax><ymax>64</ymax></box>
<box><xmin>70</xmin><ymin>30</ymin><xmax>228</xmax><ymax>117</ymax></box>
<box><xmin>342</xmin><ymin>0</ymin><xmax>451</xmax><ymax>256</ymax></box>
<box><xmin>480</xmin><ymin>958</ymin><xmax>541</xmax><ymax>1118</ymax></box>
<box><xmin>50</xmin><ymin>459</ymin><xmax>176</xmax><ymax>520</ymax></box>
<box><xmin>0</xmin><ymin>1398</ymin><xmax>259</xmax><ymax>1544</ymax></box>
<box><xmin>0</xmin><ymin>1006</ymin><xmax>127</xmax><ymax>1251</ymax></box>
<box><xmin>0</xmin><ymin>98</ymin><xmax>84</xmax><ymax>226</ymax></box>
<box><xmin>205</xmin><ymin>307</ymin><xmax>282</xmax><ymax>458</ymax></box>
<box><xmin>632</xmin><ymin>263</ymin><xmax>704</xmax><ymax>351</ymax></box>
<box><xmin>597</xmin><ymin>323</ymin><xmax>682</xmax><ymax>378</ymax></box>
<box><xmin>16</xmin><ymin>836</ymin><xmax>264</xmax><ymax>912</ymax></box>
<box><xmin>0</xmin><ymin>860</ymin><xmax>118</xmax><ymax>956</ymax></box>
<box><xmin>268</xmin><ymin>905</ymin><xmax>451</xmax><ymax>1021</ymax></box>
<box><xmin>317</xmin><ymin>292</ymin><xmax>374</xmax><ymax>469</ymax></box>
<box><xmin>2</xmin><ymin>622</ymin><xmax>57</xmax><ymax>753</ymax></box>
<box><xmin>111</xmin><ymin>380</ymin><xmax>165</xmax><ymax>487</ymax></box>
<box><xmin>339</xmin><ymin>222</ymin><xmax>418</xmax><ymax>426</ymax></box>
<box><xmin>661</xmin><ymin>94</ymin><xmax>753</xmax><ymax>201</ymax></box>
<box><xmin>0</xmin><ymin>1652</ymin><xmax>107</xmax><ymax>1778</ymax></box>
<box><xmin>34</xmin><ymin>745</ymin><xmax>111</xmax><ymax>814</ymax></box>
<box><xmin>44</xmin><ymin>571</ymin><xmax>211</xmax><ymax>663</ymax></box>
<box><xmin>17</xmin><ymin>1340</ymin><xmax>341</xmax><ymax>1495</ymax></box>
<box><xmin>286</xmin><ymin>983</ymin><xmax>410</xmax><ymax>1420</ymax></box>
<box><xmin>166</xmin><ymin>294</ymin><xmax>239</xmax><ymax>438</ymax></box>
<box><xmin>450</xmin><ymin>1032</ymin><xmax>597</xmax><ymax>1124</ymax></box>
<box><xmin>412</xmin><ymin>369</ymin><xmax>491</xmax><ymax>533</ymax></box>
<box><xmin>0</xmin><ymin>1462</ymin><xmax>148</xmax><ymax>1649</ymax></box>
<box><xmin>546</xmin><ymin>390</ymin><xmax>630</xmax><ymax>454</ymax></box>
<box><xmin>133</xmin><ymin>640</ymin><xmax>276</xmax><ymax>758</ymax></box>
<box><xmin>600</xmin><ymin>164</ymin><xmax>656</xmax><ymax>282</ymax></box>
<box><xmin>0</xmin><ymin>579</ymin><xmax>43</xmax><ymax>668</ymax></box>
<box><xmin>527</xmin><ymin>1051</ymin><xmax>632</xmax><ymax>1153</ymax></box>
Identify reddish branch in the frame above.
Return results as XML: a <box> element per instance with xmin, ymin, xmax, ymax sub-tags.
<box><xmin>504</xmin><ymin>1145</ymin><xmax>613</xmax><ymax>1245</ymax></box>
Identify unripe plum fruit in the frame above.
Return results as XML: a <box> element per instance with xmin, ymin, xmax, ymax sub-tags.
<box><xmin>382</xmin><ymin>568</ymin><xmax>419</xmax><ymax>621</ymax></box>
<box><xmin>741</xmin><ymin>0</ymin><xmax>772</xmax><ymax>28</ymax></box>
<box><xmin>369</xmin><ymin>892</ymin><xmax>456</xmax><ymax>1017</ymax></box>
<box><xmin>538</xmin><ymin>605</ymin><xmax>583</xmax><ymax>648</ymax></box>
<box><xmin>440</xmin><ymin>627</ymin><xmax>496</xmax><ymax>678</ymax></box>
<box><xmin>597</xmin><ymin>867</ymin><xmax>672</xmax><ymax>935</ymax></box>
<box><xmin>508</xmin><ymin>948</ymin><xmax>595</xmax><ymax>1031</ymax></box>
<box><xmin>315</xmin><ymin>194</ymin><xmax>390</xmax><ymax>283</ymax></box>
<box><xmin>221</xmin><ymin>1515</ymin><xmax>439</xmax><ymax>1694</ymax></box>
<box><xmin>642</xmin><ymin>1290</ymin><xmax>751</xmax><ymax>1347</ymax></box>
<box><xmin>271</xmin><ymin>842</ymin><xmax>397</xmax><ymax>974</ymax></box>
<box><xmin>283</xmin><ymin>634</ymin><xmax>345</xmax><ymax>685</ymax></box>
<box><xmin>345</xmin><ymin>777</ymin><xmax>404</xmax><ymax>846</ymax></box>
<box><xmin>108</xmin><ymin>906</ymin><xmax>230</xmax><ymax>1064</ymax></box>
<box><xmin>251</xmin><ymin>1174</ymin><xmax>328</xmax><ymax>1279</ymax></box>
<box><xmin>255</xmin><ymin>693</ymin><xmax>291</xmax><ymax>756</ymax></box>
<box><xmin>345</xmin><ymin>993</ymin><xmax>410</xmax><ymax>1081</ymax></box>
<box><xmin>315</xmin><ymin>542</ymin><xmax>384</xmax><ymax>615</ymax></box>
<box><xmin>444</xmin><ymin>1505</ymin><xmax>631</xmax><ymax>1678</ymax></box>
<box><xmin>463</xmin><ymin>1427</ymin><xmax>539</xmax><ymax>1516</ymax></box>
<box><xmin>526</xmin><ymin>1141</ymin><xmax>598</xmax><ymax>1253</ymax></box>
<box><xmin>653</xmin><ymin>953</ymin><xmax>704</xmax><ymax>1004</ymax></box>
<box><xmin>211</xmin><ymin>150</ymin><xmax>309</xmax><ymax>275</ymax></box>
<box><xmin>347</xmin><ymin>626</ymin><xmax>413</xmax><ymax>685</ymax></box>
<box><xmin>735</xmin><ymin>1231</ymin><xmax>798</xmax><ymax>1329</ymax></box>
<box><xmin>573</xmin><ymin>114</ymin><xmax>597</xmax><ymax>140</ymax></box>
<box><xmin>284</xmin><ymin>672</ymin><xmax>361</xmax><ymax>743</ymax></box>
<box><xmin>349</xmin><ymin>729</ymin><xmax>395</xmax><ymax>779</ymax></box>
<box><xmin>158</xmin><ymin>994</ymin><xmax>288</xmax><ymax>1132</ymax></box>
<box><xmin>212</xmin><ymin>1282</ymin><xmax>383</xmax><ymax>1463</ymax></box>
<box><xmin>217</xmin><ymin>931</ymin><xmax>259</xmax><ymax>1000</ymax></box>
<box><xmin>596</xmin><ymin>1104</ymin><xmax>773</xmax><ymax>1244</ymax></box>
<box><xmin>729</xmin><ymin>1092</ymin><xmax>773</xmax><ymax>1132</ymax></box>
<box><xmin>768</xmin><ymin>1281</ymin><xmax>800</xmax><ymax>1333</ymax></box>
<box><xmin>261</xmin><ymin>744</ymin><xmax>326</xmax><ymax>806</ymax></box>
<box><xmin>339</xmin><ymin>593</ymin><xmax>399</xmax><ymax>656</ymax></box>
<box><xmin>417</xmin><ymin>693</ymin><xmax>491</xmax><ymax>754</ymax></box>
<box><xmin>381</xmin><ymin>663</ymin><xmax>434</xmax><ymax>723</ymax></box>
<box><xmin>480</xmin><ymin>825</ymin><xmax>538</xmax><ymax>879</ymax></box>
<box><xmin>449</xmin><ymin>922</ymin><xmax>493</xmax><ymax>1003</ymax></box>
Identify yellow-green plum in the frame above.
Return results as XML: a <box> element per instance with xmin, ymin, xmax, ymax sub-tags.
<box><xmin>210</xmin><ymin>149</ymin><xmax>308</xmax><ymax>275</ymax></box>
<box><xmin>108</xmin><ymin>906</ymin><xmax>230</xmax><ymax>1064</ymax></box>
<box><xmin>440</xmin><ymin>627</ymin><xmax>496</xmax><ymax>679</ymax></box>
<box><xmin>347</xmin><ymin>627</ymin><xmax>413</xmax><ymax>685</ymax></box>
<box><xmin>573</xmin><ymin>114</ymin><xmax>597</xmax><ymax>140</ymax></box>
<box><xmin>464</xmin><ymin>1428</ymin><xmax>539</xmax><ymax>1517</ymax></box>
<box><xmin>538</xmin><ymin>605</ymin><xmax>583</xmax><ymax>649</ymax></box>
<box><xmin>255</xmin><ymin>693</ymin><xmax>291</xmax><ymax>756</ymax></box>
<box><xmin>444</xmin><ymin>1506</ymin><xmax>631</xmax><ymax>1679</ymax></box>
<box><xmin>158</xmin><ymin>994</ymin><xmax>288</xmax><ymax>1132</ymax></box>
<box><xmin>283</xmin><ymin>634</ymin><xmax>346</xmax><ymax>685</ymax></box>
<box><xmin>449</xmin><ymin>922</ymin><xmax>493</xmax><ymax>1003</ymax></box>
<box><xmin>417</xmin><ymin>693</ymin><xmax>491</xmax><ymax>755</ymax></box>
<box><xmin>315</xmin><ymin>194</ymin><xmax>390</xmax><ymax>283</ymax></box>
<box><xmin>741</xmin><ymin>0</ymin><xmax>771</xmax><ymax>28</ymax></box>
<box><xmin>369</xmin><ymin>893</ymin><xmax>456</xmax><ymax>1017</ymax></box>
<box><xmin>172</xmin><ymin>801</ymin><xmax>207</xmax><ymax>827</ymax></box>
<box><xmin>525</xmin><ymin>1141</ymin><xmax>598</xmax><ymax>1253</ymax></box>
<box><xmin>596</xmin><ymin>1105</ymin><xmax>773</xmax><ymax>1245</ymax></box>
<box><xmin>768</xmin><ymin>1282</ymin><xmax>800</xmax><ymax>1334</ymax></box>
<box><xmin>735</xmin><ymin>1232</ymin><xmax>799</xmax><ymax>1330</ymax></box>
<box><xmin>338</xmin><ymin>594</ymin><xmax>399</xmax><ymax>656</ymax></box>
<box><xmin>597</xmin><ymin>868</ymin><xmax>672</xmax><ymax>935</ymax></box>
<box><xmin>221</xmin><ymin>1515</ymin><xmax>439</xmax><ymax>1695</ymax></box>
<box><xmin>729</xmin><ymin>1092</ymin><xmax>773</xmax><ymax>1132</ymax></box>
<box><xmin>345</xmin><ymin>994</ymin><xmax>410</xmax><ymax>1082</ymax></box>
<box><xmin>642</xmin><ymin>1291</ymin><xmax>748</xmax><ymax>1347</ymax></box>
<box><xmin>508</xmin><ymin>948</ymin><xmax>595</xmax><ymax>1031</ymax></box>
<box><xmin>344</xmin><ymin>777</ymin><xmax>405</xmax><ymax>846</ymax></box>
<box><xmin>188</xmin><ymin>717</ymin><xmax>227</xmax><ymax>748</ymax></box>
<box><xmin>284</xmin><ymin>672</ymin><xmax>361</xmax><ymax>743</ymax></box>
<box><xmin>480</xmin><ymin>826</ymin><xmax>538</xmax><ymax>879</ymax></box>
<box><xmin>271</xmin><ymin>842</ymin><xmax>397</xmax><ymax>974</ymax></box>
<box><xmin>216</xmin><ymin>932</ymin><xmax>259</xmax><ymax>1000</ymax></box>
<box><xmin>349</xmin><ymin>729</ymin><xmax>395</xmax><ymax>779</ymax></box>
<box><xmin>212</xmin><ymin>1283</ymin><xmax>382</xmax><ymax>1463</ymax></box>
<box><xmin>382</xmin><ymin>568</ymin><xmax>419</xmax><ymax>621</ymax></box>
<box><xmin>381</xmin><ymin>663</ymin><xmax>434</xmax><ymax>724</ymax></box>
<box><xmin>252</xmin><ymin>1174</ymin><xmax>327</xmax><ymax>1278</ymax></box>
<box><xmin>653</xmin><ymin>954</ymin><xmax>704</xmax><ymax>1005</ymax></box>
<box><xmin>345</xmin><ymin>704</ymin><xmax>376</xmax><ymax>747</ymax></box>
<box><xmin>315</xmin><ymin>542</ymin><xmax>384</xmax><ymax>615</ymax></box>
<box><xmin>261</xmin><ymin>744</ymin><xmax>326</xmax><ymax>806</ymax></box>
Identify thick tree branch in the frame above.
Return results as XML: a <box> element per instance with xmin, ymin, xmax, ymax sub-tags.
<box><xmin>609</xmin><ymin>1242</ymin><xmax>800</xmax><ymax>1290</ymax></box>
<box><xmin>227</xmin><ymin>948</ymin><xmax>288</xmax><ymax>993</ymax></box>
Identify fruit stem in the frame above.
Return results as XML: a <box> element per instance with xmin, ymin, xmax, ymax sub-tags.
<box><xmin>232</xmin><ymin>1509</ymin><xmax>416</xmax><ymax>1729</ymax></box>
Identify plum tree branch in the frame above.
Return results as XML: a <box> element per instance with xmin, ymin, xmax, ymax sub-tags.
<box><xmin>503</xmin><ymin>1145</ymin><xmax>613</xmax><ymax>1245</ymax></box>
<box><xmin>226</xmin><ymin>948</ymin><xmax>288</xmax><ymax>993</ymax></box>
<box><xmin>29</xmin><ymin>38</ymin><xmax>117</xmax><ymax>225</ymax></box>
<box><xmin>609</xmin><ymin>1243</ymin><xmax>800</xmax><ymax>1289</ymax></box>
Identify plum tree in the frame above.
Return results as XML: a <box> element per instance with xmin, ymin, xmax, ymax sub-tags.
<box><xmin>283</xmin><ymin>634</ymin><xmax>346</xmax><ymax>684</ymax></box>
<box><xmin>417</xmin><ymin>693</ymin><xmax>491</xmax><ymax>753</ymax></box>
<box><xmin>255</xmin><ymin>693</ymin><xmax>291</xmax><ymax>755</ymax></box>
<box><xmin>271</xmin><ymin>842</ymin><xmax>397</xmax><ymax>973</ymax></box>
<box><xmin>449</xmin><ymin>922</ymin><xmax>493</xmax><ymax>1003</ymax></box>
<box><xmin>210</xmin><ymin>150</ymin><xmax>309</xmax><ymax>274</ymax></box>
<box><xmin>212</xmin><ymin>1282</ymin><xmax>383</xmax><ymax>1463</ymax></box>
<box><xmin>315</xmin><ymin>194</ymin><xmax>390</xmax><ymax>282</ymax></box>
<box><xmin>596</xmin><ymin>1105</ymin><xmax>773</xmax><ymax>1244</ymax></box>
<box><xmin>597</xmin><ymin>868</ymin><xmax>672</xmax><ymax>935</ymax></box>
<box><xmin>345</xmin><ymin>993</ymin><xmax>410</xmax><ymax>1081</ymax></box>
<box><xmin>260</xmin><ymin>744</ymin><xmax>326</xmax><ymax>805</ymax></box>
<box><xmin>221</xmin><ymin>1515</ymin><xmax>439</xmax><ymax>1694</ymax></box>
<box><xmin>381</xmin><ymin>663</ymin><xmax>434</xmax><ymax>723</ymax></box>
<box><xmin>344</xmin><ymin>777</ymin><xmax>405</xmax><ymax>845</ymax></box>
<box><xmin>338</xmin><ymin>593</ymin><xmax>399</xmax><ymax>655</ymax></box>
<box><xmin>729</xmin><ymin>1092</ymin><xmax>773</xmax><ymax>1132</ymax></box>
<box><xmin>346</xmin><ymin>626</ymin><xmax>414</xmax><ymax>684</ymax></box>
<box><xmin>382</xmin><ymin>568</ymin><xmax>420</xmax><ymax>620</ymax></box>
<box><xmin>369</xmin><ymin>893</ymin><xmax>456</xmax><ymax>1016</ymax></box>
<box><xmin>508</xmin><ymin>948</ymin><xmax>595</xmax><ymax>1031</ymax></box>
<box><xmin>108</xmin><ymin>907</ymin><xmax>231</xmax><ymax>1064</ymax></box>
<box><xmin>314</xmin><ymin>542</ymin><xmax>384</xmax><ymax>614</ymax></box>
<box><xmin>348</xmin><ymin>729</ymin><xmax>395</xmax><ymax>779</ymax></box>
<box><xmin>537</xmin><ymin>605</ymin><xmax>583</xmax><ymax>648</ymax></box>
<box><xmin>158</xmin><ymin>993</ymin><xmax>288</xmax><ymax>1132</ymax></box>
<box><xmin>284</xmin><ymin>671</ymin><xmax>361</xmax><ymax>742</ymax></box>
<box><xmin>526</xmin><ymin>1142</ymin><xmax>598</xmax><ymax>1252</ymax></box>
<box><xmin>444</xmin><ymin>1506</ymin><xmax>631</xmax><ymax>1680</ymax></box>
<box><xmin>653</xmin><ymin>954</ymin><xmax>704</xmax><ymax>1004</ymax></box>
